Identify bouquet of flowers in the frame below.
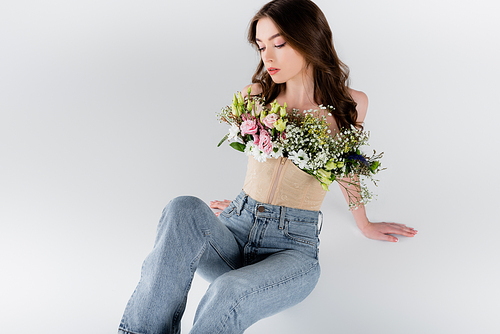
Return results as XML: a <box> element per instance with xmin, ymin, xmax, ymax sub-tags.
<box><xmin>217</xmin><ymin>87</ymin><xmax>384</xmax><ymax>209</ymax></box>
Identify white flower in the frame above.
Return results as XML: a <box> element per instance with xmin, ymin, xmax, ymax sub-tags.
<box><xmin>252</xmin><ymin>148</ymin><xmax>267</xmax><ymax>162</ymax></box>
<box><xmin>228</xmin><ymin>123</ymin><xmax>240</xmax><ymax>140</ymax></box>
<box><xmin>289</xmin><ymin>149</ymin><xmax>309</xmax><ymax>169</ymax></box>
<box><xmin>244</xmin><ymin>142</ymin><xmax>255</xmax><ymax>156</ymax></box>
<box><xmin>244</xmin><ymin>142</ymin><xmax>268</xmax><ymax>162</ymax></box>
<box><xmin>271</xmin><ymin>145</ymin><xmax>283</xmax><ymax>158</ymax></box>
<box><xmin>317</xmin><ymin>152</ymin><xmax>327</xmax><ymax>164</ymax></box>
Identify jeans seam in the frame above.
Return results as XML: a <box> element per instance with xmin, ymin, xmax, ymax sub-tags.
<box><xmin>171</xmin><ymin>242</ymin><xmax>207</xmax><ymax>330</ymax></box>
<box><xmin>283</xmin><ymin>231</ymin><xmax>317</xmax><ymax>247</ymax></box>
<box><xmin>283</xmin><ymin>222</ymin><xmax>318</xmax><ymax>247</ymax></box>
<box><xmin>219</xmin><ymin>205</ymin><xmax>236</xmax><ymax>218</ymax></box>
<box><xmin>209</xmin><ymin>239</ymin><xmax>238</xmax><ymax>270</ymax></box>
<box><xmin>215</xmin><ymin>261</ymin><xmax>319</xmax><ymax>334</ymax></box>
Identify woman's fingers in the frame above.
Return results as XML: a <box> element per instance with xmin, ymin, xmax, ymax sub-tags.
<box><xmin>365</xmin><ymin>222</ymin><xmax>418</xmax><ymax>242</ymax></box>
<box><xmin>382</xmin><ymin>223</ymin><xmax>417</xmax><ymax>236</ymax></box>
<box><xmin>209</xmin><ymin>199</ymin><xmax>231</xmax><ymax>210</ymax></box>
<box><xmin>210</xmin><ymin>200</ymin><xmax>231</xmax><ymax>217</ymax></box>
<box><xmin>392</xmin><ymin>223</ymin><xmax>418</xmax><ymax>237</ymax></box>
<box><xmin>376</xmin><ymin>230</ymin><xmax>399</xmax><ymax>243</ymax></box>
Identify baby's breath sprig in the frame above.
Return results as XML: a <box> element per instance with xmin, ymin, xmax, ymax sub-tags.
<box><xmin>277</xmin><ymin>106</ymin><xmax>384</xmax><ymax>209</ymax></box>
<box><xmin>217</xmin><ymin>95</ymin><xmax>384</xmax><ymax>209</ymax></box>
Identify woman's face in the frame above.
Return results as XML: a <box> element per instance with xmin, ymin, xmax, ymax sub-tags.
<box><xmin>255</xmin><ymin>17</ymin><xmax>307</xmax><ymax>84</ymax></box>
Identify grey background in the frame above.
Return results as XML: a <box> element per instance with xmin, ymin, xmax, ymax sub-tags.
<box><xmin>1</xmin><ymin>0</ymin><xmax>499</xmax><ymax>333</ymax></box>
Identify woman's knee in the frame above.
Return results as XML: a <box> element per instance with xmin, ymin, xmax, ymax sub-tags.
<box><xmin>207</xmin><ymin>274</ymin><xmax>250</xmax><ymax>301</ymax></box>
<box><xmin>161</xmin><ymin>196</ymin><xmax>210</xmax><ymax>221</ymax></box>
<box><xmin>203</xmin><ymin>262</ymin><xmax>320</xmax><ymax>315</ymax></box>
<box><xmin>167</xmin><ymin>195</ymin><xmax>206</xmax><ymax>211</ymax></box>
<box><xmin>157</xmin><ymin>196</ymin><xmax>213</xmax><ymax>235</ymax></box>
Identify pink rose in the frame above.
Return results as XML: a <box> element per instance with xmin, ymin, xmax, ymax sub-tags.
<box><xmin>240</xmin><ymin>119</ymin><xmax>258</xmax><ymax>136</ymax></box>
<box><xmin>258</xmin><ymin>130</ymin><xmax>273</xmax><ymax>155</ymax></box>
<box><xmin>254</xmin><ymin>102</ymin><xmax>264</xmax><ymax>116</ymax></box>
<box><xmin>262</xmin><ymin>113</ymin><xmax>280</xmax><ymax>129</ymax></box>
<box><xmin>253</xmin><ymin>134</ymin><xmax>260</xmax><ymax>146</ymax></box>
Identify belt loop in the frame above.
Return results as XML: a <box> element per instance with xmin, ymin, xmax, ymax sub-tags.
<box><xmin>236</xmin><ymin>194</ymin><xmax>247</xmax><ymax>215</ymax></box>
<box><xmin>318</xmin><ymin>211</ymin><xmax>323</xmax><ymax>235</ymax></box>
<box><xmin>279</xmin><ymin>206</ymin><xmax>286</xmax><ymax>230</ymax></box>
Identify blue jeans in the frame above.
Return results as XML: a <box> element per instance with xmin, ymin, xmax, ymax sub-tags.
<box><xmin>118</xmin><ymin>191</ymin><xmax>321</xmax><ymax>334</ymax></box>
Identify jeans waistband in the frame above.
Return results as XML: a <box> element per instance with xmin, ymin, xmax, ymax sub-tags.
<box><xmin>233</xmin><ymin>190</ymin><xmax>321</xmax><ymax>227</ymax></box>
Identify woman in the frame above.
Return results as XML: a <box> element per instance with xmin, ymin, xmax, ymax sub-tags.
<box><xmin>118</xmin><ymin>1</ymin><xmax>417</xmax><ymax>333</ymax></box>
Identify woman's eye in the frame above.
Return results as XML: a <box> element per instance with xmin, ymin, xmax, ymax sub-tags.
<box><xmin>258</xmin><ymin>42</ymin><xmax>285</xmax><ymax>52</ymax></box>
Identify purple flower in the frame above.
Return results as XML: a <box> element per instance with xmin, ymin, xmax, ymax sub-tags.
<box><xmin>347</xmin><ymin>153</ymin><xmax>369</xmax><ymax>166</ymax></box>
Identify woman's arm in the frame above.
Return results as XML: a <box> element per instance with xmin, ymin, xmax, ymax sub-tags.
<box><xmin>338</xmin><ymin>180</ymin><xmax>417</xmax><ymax>242</ymax></box>
<box><xmin>343</xmin><ymin>89</ymin><xmax>417</xmax><ymax>242</ymax></box>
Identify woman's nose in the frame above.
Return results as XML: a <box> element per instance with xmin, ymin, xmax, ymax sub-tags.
<box><xmin>261</xmin><ymin>49</ymin><xmax>274</xmax><ymax>63</ymax></box>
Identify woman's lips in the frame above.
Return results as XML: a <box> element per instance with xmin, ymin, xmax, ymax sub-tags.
<box><xmin>267</xmin><ymin>67</ymin><xmax>280</xmax><ymax>75</ymax></box>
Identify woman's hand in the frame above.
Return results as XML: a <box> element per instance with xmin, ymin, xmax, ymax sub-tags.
<box><xmin>210</xmin><ymin>200</ymin><xmax>231</xmax><ymax>217</ymax></box>
<box><xmin>360</xmin><ymin>222</ymin><xmax>417</xmax><ymax>242</ymax></box>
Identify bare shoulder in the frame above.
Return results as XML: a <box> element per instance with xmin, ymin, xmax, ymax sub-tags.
<box><xmin>349</xmin><ymin>88</ymin><xmax>368</xmax><ymax>123</ymax></box>
<box><xmin>241</xmin><ymin>83</ymin><xmax>263</xmax><ymax>98</ymax></box>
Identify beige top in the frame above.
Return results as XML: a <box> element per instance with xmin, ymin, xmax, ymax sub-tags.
<box><xmin>242</xmin><ymin>156</ymin><xmax>327</xmax><ymax>211</ymax></box>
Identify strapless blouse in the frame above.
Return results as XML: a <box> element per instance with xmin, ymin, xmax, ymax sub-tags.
<box><xmin>242</xmin><ymin>156</ymin><xmax>327</xmax><ymax>211</ymax></box>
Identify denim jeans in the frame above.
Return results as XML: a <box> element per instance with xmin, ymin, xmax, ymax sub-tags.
<box><xmin>118</xmin><ymin>191</ymin><xmax>321</xmax><ymax>334</ymax></box>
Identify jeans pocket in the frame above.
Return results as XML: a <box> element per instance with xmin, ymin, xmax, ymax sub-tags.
<box><xmin>219</xmin><ymin>202</ymin><xmax>237</xmax><ymax>218</ymax></box>
<box><xmin>284</xmin><ymin>219</ymin><xmax>318</xmax><ymax>246</ymax></box>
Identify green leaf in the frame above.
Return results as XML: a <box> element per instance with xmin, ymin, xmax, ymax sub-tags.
<box><xmin>321</xmin><ymin>183</ymin><xmax>329</xmax><ymax>191</ymax></box>
<box><xmin>229</xmin><ymin>142</ymin><xmax>246</xmax><ymax>152</ymax></box>
<box><xmin>217</xmin><ymin>133</ymin><xmax>229</xmax><ymax>147</ymax></box>
<box><xmin>370</xmin><ymin>161</ymin><xmax>380</xmax><ymax>173</ymax></box>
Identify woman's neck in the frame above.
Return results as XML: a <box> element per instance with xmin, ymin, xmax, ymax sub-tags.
<box><xmin>278</xmin><ymin>67</ymin><xmax>318</xmax><ymax>111</ymax></box>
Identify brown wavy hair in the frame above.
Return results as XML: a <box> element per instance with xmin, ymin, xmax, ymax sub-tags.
<box><xmin>248</xmin><ymin>0</ymin><xmax>360</xmax><ymax>129</ymax></box>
